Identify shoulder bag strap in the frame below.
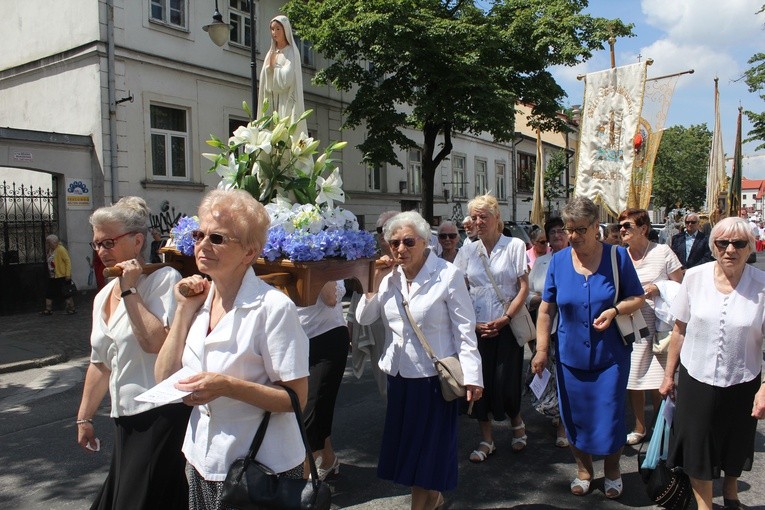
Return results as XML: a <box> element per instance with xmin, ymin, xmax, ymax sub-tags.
<box><xmin>400</xmin><ymin>293</ymin><xmax>438</xmax><ymax>362</ymax></box>
<box><xmin>243</xmin><ymin>411</ymin><xmax>271</xmax><ymax>463</ymax></box>
<box><xmin>479</xmin><ymin>251</ymin><xmax>509</xmax><ymax>307</ymax></box>
<box><xmin>283</xmin><ymin>385</ymin><xmax>322</xmax><ymax>487</ymax></box>
<box><xmin>610</xmin><ymin>244</ymin><xmax>620</xmax><ymax>306</ymax></box>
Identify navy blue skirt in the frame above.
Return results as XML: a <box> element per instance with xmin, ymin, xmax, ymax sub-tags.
<box><xmin>378</xmin><ymin>374</ymin><xmax>459</xmax><ymax>492</ymax></box>
<box><xmin>557</xmin><ymin>361</ymin><xmax>629</xmax><ymax>456</ymax></box>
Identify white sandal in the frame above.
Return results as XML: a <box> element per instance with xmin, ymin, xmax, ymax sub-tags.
<box><xmin>604</xmin><ymin>477</ymin><xmax>623</xmax><ymax>499</ymax></box>
<box><xmin>570</xmin><ymin>477</ymin><xmax>591</xmax><ymax>496</ymax></box>
<box><xmin>469</xmin><ymin>441</ymin><xmax>496</xmax><ymax>463</ymax></box>
<box><xmin>510</xmin><ymin>421</ymin><xmax>527</xmax><ymax>452</ymax></box>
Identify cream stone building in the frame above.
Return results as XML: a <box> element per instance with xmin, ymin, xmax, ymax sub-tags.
<box><xmin>0</xmin><ymin>0</ymin><xmax>577</xmax><ymax>308</ymax></box>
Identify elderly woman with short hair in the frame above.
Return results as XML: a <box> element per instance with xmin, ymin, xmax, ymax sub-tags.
<box><xmin>437</xmin><ymin>221</ymin><xmax>460</xmax><ymax>263</ymax></box>
<box><xmin>531</xmin><ymin>196</ymin><xmax>645</xmax><ymax>499</ymax></box>
<box><xmin>155</xmin><ymin>189</ymin><xmax>310</xmax><ymax>510</ymax></box>
<box><xmin>77</xmin><ymin>196</ymin><xmax>188</xmax><ymax>509</ymax></box>
<box><xmin>454</xmin><ymin>194</ymin><xmax>529</xmax><ymax>462</ymax></box>
<box><xmin>42</xmin><ymin>234</ymin><xmax>76</xmax><ymax>315</ymax></box>
<box><xmin>356</xmin><ymin>210</ymin><xmax>482</xmax><ymax>510</ymax></box>
<box><xmin>660</xmin><ymin>216</ymin><xmax>765</xmax><ymax>510</ymax></box>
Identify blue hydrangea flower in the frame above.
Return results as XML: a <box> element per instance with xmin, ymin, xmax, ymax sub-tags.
<box><xmin>171</xmin><ymin>215</ymin><xmax>199</xmax><ymax>256</ymax></box>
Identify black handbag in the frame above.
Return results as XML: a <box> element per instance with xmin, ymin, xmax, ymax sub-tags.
<box><xmin>221</xmin><ymin>387</ymin><xmax>331</xmax><ymax>510</ymax></box>
<box><xmin>637</xmin><ymin>400</ymin><xmax>692</xmax><ymax>510</ymax></box>
<box><xmin>61</xmin><ymin>279</ymin><xmax>77</xmax><ymax>298</ymax></box>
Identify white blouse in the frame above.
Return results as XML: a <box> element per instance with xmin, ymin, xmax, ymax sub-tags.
<box><xmin>355</xmin><ymin>251</ymin><xmax>483</xmax><ymax>387</ymax></box>
<box><xmin>454</xmin><ymin>235</ymin><xmax>527</xmax><ymax>322</ymax></box>
<box><xmin>296</xmin><ymin>280</ymin><xmax>346</xmax><ymax>338</ymax></box>
<box><xmin>672</xmin><ymin>262</ymin><xmax>765</xmax><ymax>387</ymax></box>
<box><xmin>181</xmin><ymin>268</ymin><xmax>310</xmax><ymax>480</ymax></box>
<box><xmin>90</xmin><ymin>266</ymin><xmax>180</xmax><ymax>417</ymax></box>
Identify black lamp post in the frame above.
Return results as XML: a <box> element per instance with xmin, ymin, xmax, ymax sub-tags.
<box><xmin>203</xmin><ymin>0</ymin><xmax>258</xmax><ymax>115</ymax></box>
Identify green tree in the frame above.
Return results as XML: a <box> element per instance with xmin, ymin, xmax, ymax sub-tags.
<box><xmin>652</xmin><ymin>124</ymin><xmax>712</xmax><ymax>211</ymax></box>
<box><xmin>284</xmin><ymin>0</ymin><xmax>632</xmax><ymax>223</ymax></box>
<box><xmin>743</xmin><ymin>4</ymin><xmax>765</xmax><ymax>149</ymax></box>
<box><xmin>544</xmin><ymin>149</ymin><xmax>571</xmax><ymax>214</ymax></box>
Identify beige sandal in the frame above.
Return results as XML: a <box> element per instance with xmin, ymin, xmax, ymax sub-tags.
<box><xmin>510</xmin><ymin>421</ymin><xmax>527</xmax><ymax>452</ymax></box>
<box><xmin>469</xmin><ymin>441</ymin><xmax>495</xmax><ymax>463</ymax></box>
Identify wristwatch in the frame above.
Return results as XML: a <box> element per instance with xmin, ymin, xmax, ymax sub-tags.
<box><xmin>120</xmin><ymin>287</ymin><xmax>137</xmax><ymax>298</ymax></box>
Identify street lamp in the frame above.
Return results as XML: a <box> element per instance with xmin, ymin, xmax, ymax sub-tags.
<box><xmin>203</xmin><ymin>0</ymin><xmax>258</xmax><ymax>115</ymax></box>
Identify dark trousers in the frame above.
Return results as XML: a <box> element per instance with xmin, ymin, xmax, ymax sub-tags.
<box><xmin>304</xmin><ymin>326</ymin><xmax>350</xmax><ymax>452</ymax></box>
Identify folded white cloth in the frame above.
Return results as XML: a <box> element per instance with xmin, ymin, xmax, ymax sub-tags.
<box><xmin>653</xmin><ymin>280</ymin><xmax>681</xmax><ymax>332</ymax></box>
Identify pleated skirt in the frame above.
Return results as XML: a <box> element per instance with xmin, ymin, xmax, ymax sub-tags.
<box><xmin>557</xmin><ymin>361</ymin><xmax>629</xmax><ymax>456</ymax></box>
<box><xmin>378</xmin><ymin>374</ymin><xmax>459</xmax><ymax>492</ymax></box>
<box><xmin>667</xmin><ymin>365</ymin><xmax>759</xmax><ymax>480</ymax></box>
<box><xmin>91</xmin><ymin>403</ymin><xmax>192</xmax><ymax>510</ymax></box>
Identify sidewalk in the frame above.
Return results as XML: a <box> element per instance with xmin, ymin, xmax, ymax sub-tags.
<box><xmin>0</xmin><ymin>291</ymin><xmax>95</xmax><ymax>374</ymax></box>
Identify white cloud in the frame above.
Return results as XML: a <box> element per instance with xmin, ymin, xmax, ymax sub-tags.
<box><xmin>623</xmin><ymin>39</ymin><xmax>740</xmax><ymax>90</ymax></box>
<box><xmin>641</xmin><ymin>0</ymin><xmax>763</xmax><ymax>48</ymax></box>
<box><xmin>743</xmin><ymin>154</ymin><xmax>765</xmax><ymax>180</ymax></box>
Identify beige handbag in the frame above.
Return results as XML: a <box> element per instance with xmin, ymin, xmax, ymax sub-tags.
<box><xmin>478</xmin><ymin>252</ymin><xmax>536</xmax><ymax>346</ymax></box>
<box><xmin>610</xmin><ymin>245</ymin><xmax>650</xmax><ymax>345</ymax></box>
<box><xmin>398</xmin><ymin>291</ymin><xmax>466</xmax><ymax>402</ymax></box>
<box><xmin>652</xmin><ymin>331</ymin><xmax>672</xmax><ymax>354</ymax></box>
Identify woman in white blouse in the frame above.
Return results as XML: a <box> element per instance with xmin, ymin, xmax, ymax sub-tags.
<box><xmin>356</xmin><ymin>211</ymin><xmax>482</xmax><ymax>510</ymax></box>
<box><xmin>76</xmin><ymin>197</ymin><xmax>188</xmax><ymax>510</ymax></box>
<box><xmin>617</xmin><ymin>208</ymin><xmax>683</xmax><ymax>447</ymax></box>
<box><xmin>454</xmin><ymin>194</ymin><xmax>529</xmax><ymax>462</ymax></box>
<box><xmin>155</xmin><ymin>190</ymin><xmax>310</xmax><ymax>510</ymax></box>
<box><xmin>660</xmin><ymin>217</ymin><xmax>765</xmax><ymax>510</ymax></box>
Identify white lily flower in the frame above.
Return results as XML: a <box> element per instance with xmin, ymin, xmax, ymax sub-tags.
<box><xmin>215</xmin><ymin>154</ymin><xmax>238</xmax><ymax>190</ymax></box>
<box><xmin>231</xmin><ymin>125</ymin><xmax>272</xmax><ymax>155</ymax></box>
<box><xmin>315</xmin><ymin>168</ymin><xmax>345</xmax><ymax>209</ymax></box>
<box><xmin>290</xmin><ymin>133</ymin><xmax>320</xmax><ymax>157</ymax></box>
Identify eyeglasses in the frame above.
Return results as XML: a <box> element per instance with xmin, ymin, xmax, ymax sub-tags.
<box><xmin>389</xmin><ymin>237</ymin><xmax>418</xmax><ymax>249</ymax></box>
<box><xmin>563</xmin><ymin>226</ymin><xmax>589</xmax><ymax>236</ymax></box>
<box><xmin>685</xmin><ymin>220</ymin><xmax>698</xmax><ymax>225</ymax></box>
<box><xmin>548</xmin><ymin>228</ymin><xmax>565</xmax><ymax>236</ymax></box>
<box><xmin>713</xmin><ymin>239</ymin><xmax>748</xmax><ymax>250</ymax></box>
<box><xmin>619</xmin><ymin>222</ymin><xmax>634</xmax><ymax>230</ymax></box>
<box><xmin>438</xmin><ymin>233</ymin><xmax>458</xmax><ymax>240</ymax></box>
<box><xmin>376</xmin><ymin>226</ymin><xmax>384</xmax><ymax>234</ymax></box>
<box><xmin>89</xmin><ymin>231</ymin><xmax>137</xmax><ymax>250</ymax></box>
<box><xmin>191</xmin><ymin>230</ymin><xmax>240</xmax><ymax>245</ymax></box>
<box><xmin>535</xmin><ymin>239</ymin><xmax>548</xmax><ymax>245</ymax></box>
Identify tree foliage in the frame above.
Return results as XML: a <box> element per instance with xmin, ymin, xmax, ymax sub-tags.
<box><xmin>284</xmin><ymin>0</ymin><xmax>632</xmax><ymax>222</ymax></box>
<box><xmin>544</xmin><ymin>149</ymin><xmax>571</xmax><ymax>214</ymax></box>
<box><xmin>743</xmin><ymin>4</ymin><xmax>765</xmax><ymax>150</ymax></box>
<box><xmin>652</xmin><ymin>124</ymin><xmax>712</xmax><ymax>212</ymax></box>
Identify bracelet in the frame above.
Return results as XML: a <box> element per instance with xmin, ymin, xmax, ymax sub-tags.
<box><xmin>76</xmin><ymin>419</ymin><xmax>93</xmax><ymax>425</ymax></box>
<box><xmin>504</xmin><ymin>311</ymin><xmax>512</xmax><ymax>320</ymax></box>
<box><xmin>612</xmin><ymin>305</ymin><xmax>620</xmax><ymax>316</ymax></box>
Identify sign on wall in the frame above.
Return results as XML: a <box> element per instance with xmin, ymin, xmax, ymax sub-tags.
<box><xmin>65</xmin><ymin>178</ymin><xmax>93</xmax><ymax>210</ymax></box>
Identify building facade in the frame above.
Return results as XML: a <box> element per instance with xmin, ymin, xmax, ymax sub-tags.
<box><xmin>0</xmin><ymin>0</ymin><xmax>577</xmax><ymax>295</ymax></box>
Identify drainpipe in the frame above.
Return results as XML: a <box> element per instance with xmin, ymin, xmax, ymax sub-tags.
<box><xmin>511</xmin><ymin>131</ymin><xmax>523</xmax><ymax>221</ymax></box>
<box><xmin>106</xmin><ymin>0</ymin><xmax>119</xmax><ymax>202</ymax></box>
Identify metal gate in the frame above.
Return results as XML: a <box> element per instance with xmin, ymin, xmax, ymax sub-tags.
<box><xmin>0</xmin><ymin>178</ymin><xmax>59</xmax><ymax>313</ymax></box>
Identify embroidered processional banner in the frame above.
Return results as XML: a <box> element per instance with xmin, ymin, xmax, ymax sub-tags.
<box><xmin>574</xmin><ymin>62</ymin><xmax>647</xmax><ymax>215</ymax></box>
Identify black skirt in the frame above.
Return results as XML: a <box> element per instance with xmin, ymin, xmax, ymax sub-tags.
<box><xmin>91</xmin><ymin>403</ymin><xmax>191</xmax><ymax>510</ymax></box>
<box><xmin>467</xmin><ymin>325</ymin><xmax>523</xmax><ymax>422</ymax></box>
<box><xmin>667</xmin><ymin>365</ymin><xmax>760</xmax><ymax>480</ymax></box>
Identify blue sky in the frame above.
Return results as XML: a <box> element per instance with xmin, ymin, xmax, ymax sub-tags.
<box><xmin>549</xmin><ymin>0</ymin><xmax>765</xmax><ymax>179</ymax></box>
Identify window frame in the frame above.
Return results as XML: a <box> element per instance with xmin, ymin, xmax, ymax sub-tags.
<box><xmin>517</xmin><ymin>152</ymin><xmax>536</xmax><ymax>193</ymax></box>
<box><xmin>228</xmin><ymin>0</ymin><xmax>254</xmax><ymax>49</ymax></box>
<box><xmin>408</xmin><ymin>148</ymin><xmax>422</xmax><ymax>194</ymax></box>
<box><xmin>367</xmin><ymin>162</ymin><xmax>382</xmax><ymax>192</ymax></box>
<box><xmin>149</xmin><ymin>104</ymin><xmax>190</xmax><ymax>182</ymax></box>
<box><xmin>475</xmin><ymin>158</ymin><xmax>488</xmax><ymax>196</ymax></box>
<box><xmin>495</xmin><ymin>161</ymin><xmax>507</xmax><ymax>201</ymax></box>
<box><xmin>149</xmin><ymin>0</ymin><xmax>188</xmax><ymax>30</ymax></box>
<box><xmin>452</xmin><ymin>154</ymin><xmax>467</xmax><ymax>198</ymax></box>
<box><xmin>293</xmin><ymin>36</ymin><xmax>315</xmax><ymax>67</ymax></box>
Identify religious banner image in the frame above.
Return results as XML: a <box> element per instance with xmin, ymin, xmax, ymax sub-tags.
<box><xmin>574</xmin><ymin>62</ymin><xmax>647</xmax><ymax>215</ymax></box>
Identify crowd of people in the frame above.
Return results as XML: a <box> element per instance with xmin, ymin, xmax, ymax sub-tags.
<box><xmin>73</xmin><ymin>190</ymin><xmax>764</xmax><ymax>510</ymax></box>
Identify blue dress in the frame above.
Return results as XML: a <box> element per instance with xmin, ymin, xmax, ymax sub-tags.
<box><xmin>542</xmin><ymin>243</ymin><xmax>643</xmax><ymax>455</ymax></box>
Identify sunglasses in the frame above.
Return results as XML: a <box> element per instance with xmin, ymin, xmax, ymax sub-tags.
<box><xmin>89</xmin><ymin>231</ymin><xmax>137</xmax><ymax>250</ymax></box>
<box><xmin>563</xmin><ymin>226</ymin><xmax>588</xmax><ymax>236</ymax></box>
<box><xmin>619</xmin><ymin>222</ymin><xmax>634</xmax><ymax>230</ymax></box>
<box><xmin>438</xmin><ymin>233</ymin><xmax>458</xmax><ymax>240</ymax></box>
<box><xmin>535</xmin><ymin>239</ymin><xmax>548</xmax><ymax>245</ymax></box>
<box><xmin>376</xmin><ymin>226</ymin><xmax>384</xmax><ymax>234</ymax></box>
<box><xmin>685</xmin><ymin>220</ymin><xmax>698</xmax><ymax>225</ymax></box>
<box><xmin>713</xmin><ymin>239</ymin><xmax>748</xmax><ymax>250</ymax></box>
<box><xmin>191</xmin><ymin>230</ymin><xmax>240</xmax><ymax>245</ymax></box>
<box><xmin>389</xmin><ymin>237</ymin><xmax>418</xmax><ymax>249</ymax></box>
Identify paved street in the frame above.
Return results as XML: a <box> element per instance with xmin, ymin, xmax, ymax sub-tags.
<box><xmin>2</xmin><ymin>273</ymin><xmax>765</xmax><ymax>509</ymax></box>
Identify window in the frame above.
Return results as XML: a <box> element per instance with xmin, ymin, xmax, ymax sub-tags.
<box><xmin>517</xmin><ymin>152</ymin><xmax>535</xmax><ymax>192</ymax></box>
<box><xmin>452</xmin><ymin>155</ymin><xmax>466</xmax><ymax>198</ymax></box>
<box><xmin>408</xmin><ymin>149</ymin><xmax>422</xmax><ymax>194</ymax></box>
<box><xmin>293</xmin><ymin>36</ymin><xmax>314</xmax><ymax>67</ymax></box>
<box><xmin>495</xmin><ymin>162</ymin><xmax>506</xmax><ymax>200</ymax></box>
<box><xmin>367</xmin><ymin>162</ymin><xmax>382</xmax><ymax>191</ymax></box>
<box><xmin>229</xmin><ymin>0</ymin><xmax>253</xmax><ymax>47</ymax></box>
<box><xmin>475</xmin><ymin>159</ymin><xmax>488</xmax><ymax>195</ymax></box>
<box><xmin>150</xmin><ymin>0</ymin><xmax>187</xmax><ymax>29</ymax></box>
<box><xmin>150</xmin><ymin>105</ymin><xmax>188</xmax><ymax>180</ymax></box>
